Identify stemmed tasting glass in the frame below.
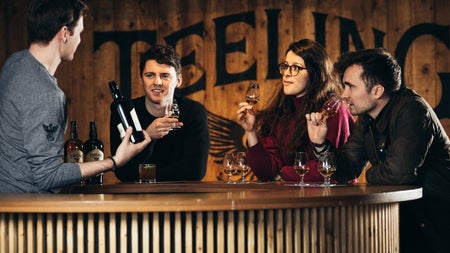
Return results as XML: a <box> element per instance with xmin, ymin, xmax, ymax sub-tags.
<box><xmin>321</xmin><ymin>95</ymin><xmax>342</xmax><ymax>118</ymax></box>
<box><xmin>245</xmin><ymin>82</ymin><xmax>260</xmax><ymax>106</ymax></box>
<box><xmin>235</xmin><ymin>152</ymin><xmax>250</xmax><ymax>184</ymax></box>
<box><xmin>223</xmin><ymin>153</ymin><xmax>235</xmax><ymax>184</ymax></box>
<box><xmin>317</xmin><ymin>152</ymin><xmax>337</xmax><ymax>187</ymax></box>
<box><xmin>164</xmin><ymin>98</ymin><xmax>181</xmax><ymax>130</ymax></box>
<box><xmin>293</xmin><ymin>152</ymin><xmax>310</xmax><ymax>186</ymax></box>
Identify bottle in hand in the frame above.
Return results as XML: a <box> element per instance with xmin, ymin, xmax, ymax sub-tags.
<box><xmin>109</xmin><ymin>80</ymin><xmax>145</xmax><ymax>143</ymax></box>
<box><xmin>64</xmin><ymin>121</ymin><xmax>84</xmax><ymax>163</ymax></box>
<box><xmin>84</xmin><ymin>121</ymin><xmax>104</xmax><ymax>184</ymax></box>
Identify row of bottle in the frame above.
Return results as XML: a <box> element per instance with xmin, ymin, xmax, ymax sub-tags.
<box><xmin>64</xmin><ymin>121</ymin><xmax>104</xmax><ymax>184</ymax></box>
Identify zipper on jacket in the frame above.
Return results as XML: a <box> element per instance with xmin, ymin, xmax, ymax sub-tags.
<box><xmin>368</xmin><ymin>125</ymin><xmax>382</xmax><ymax>165</ymax></box>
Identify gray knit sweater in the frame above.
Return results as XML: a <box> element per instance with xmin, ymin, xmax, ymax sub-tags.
<box><xmin>0</xmin><ymin>50</ymin><xmax>81</xmax><ymax>193</ymax></box>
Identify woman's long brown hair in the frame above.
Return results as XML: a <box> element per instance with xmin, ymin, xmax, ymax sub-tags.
<box><xmin>256</xmin><ymin>39</ymin><xmax>341</xmax><ymax>161</ymax></box>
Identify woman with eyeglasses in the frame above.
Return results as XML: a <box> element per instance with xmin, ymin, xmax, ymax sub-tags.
<box><xmin>237</xmin><ymin>39</ymin><xmax>355</xmax><ymax>183</ymax></box>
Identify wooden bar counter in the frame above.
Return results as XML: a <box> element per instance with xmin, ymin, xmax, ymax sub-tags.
<box><xmin>0</xmin><ymin>182</ymin><xmax>422</xmax><ymax>253</ymax></box>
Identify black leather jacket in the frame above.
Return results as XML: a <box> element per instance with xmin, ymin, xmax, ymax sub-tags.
<box><xmin>333</xmin><ymin>88</ymin><xmax>450</xmax><ymax>252</ymax></box>
<box><xmin>335</xmin><ymin>88</ymin><xmax>450</xmax><ymax>200</ymax></box>
<box><xmin>334</xmin><ymin>88</ymin><xmax>450</xmax><ymax>252</ymax></box>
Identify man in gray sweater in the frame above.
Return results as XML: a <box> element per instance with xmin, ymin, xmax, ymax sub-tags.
<box><xmin>0</xmin><ymin>0</ymin><xmax>150</xmax><ymax>193</ymax></box>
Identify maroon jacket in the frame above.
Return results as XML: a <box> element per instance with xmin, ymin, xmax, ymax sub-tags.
<box><xmin>247</xmin><ymin>96</ymin><xmax>355</xmax><ymax>182</ymax></box>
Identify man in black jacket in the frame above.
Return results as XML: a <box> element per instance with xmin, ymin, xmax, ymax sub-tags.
<box><xmin>306</xmin><ymin>48</ymin><xmax>450</xmax><ymax>253</ymax></box>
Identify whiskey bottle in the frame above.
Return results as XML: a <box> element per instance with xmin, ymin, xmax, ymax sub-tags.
<box><xmin>84</xmin><ymin>121</ymin><xmax>104</xmax><ymax>184</ymax></box>
<box><xmin>64</xmin><ymin>121</ymin><xmax>84</xmax><ymax>163</ymax></box>
<box><xmin>109</xmin><ymin>80</ymin><xmax>145</xmax><ymax>143</ymax></box>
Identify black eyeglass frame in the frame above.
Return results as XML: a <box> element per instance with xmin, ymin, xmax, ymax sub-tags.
<box><xmin>278</xmin><ymin>63</ymin><xmax>307</xmax><ymax>76</ymax></box>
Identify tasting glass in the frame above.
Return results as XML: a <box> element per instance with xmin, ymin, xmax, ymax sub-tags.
<box><xmin>235</xmin><ymin>152</ymin><xmax>250</xmax><ymax>184</ymax></box>
<box><xmin>164</xmin><ymin>98</ymin><xmax>181</xmax><ymax>130</ymax></box>
<box><xmin>317</xmin><ymin>152</ymin><xmax>337</xmax><ymax>187</ymax></box>
<box><xmin>293</xmin><ymin>152</ymin><xmax>310</xmax><ymax>186</ymax></box>
<box><xmin>245</xmin><ymin>82</ymin><xmax>260</xmax><ymax>106</ymax></box>
<box><xmin>321</xmin><ymin>95</ymin><xmax>342</xmax><ymax>118</ymax></box>
<box><xmin>222</xmin><ymin>153</ymin><xmax>236</xmax><ymax>184</ymax></box>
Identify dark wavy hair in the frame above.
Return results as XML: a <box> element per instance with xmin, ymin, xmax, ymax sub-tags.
<box><xmin>334</xmin><ymin>48</ymin><xmax>402</xmax><ymax>94</ymax></box>
<box><xmin>256</xmin><ymin>39</ymin><xmax>341</xmax><ymax>161</ymax></box>
<box><xmin>27</xmin><ymin>0</ymin><xmax>88</xmax><ymax>44</ymax></box>
<box><xmin>139</xmin><ymin>44</ymin><xmax>182</xmax><ymax>76</ymax></box>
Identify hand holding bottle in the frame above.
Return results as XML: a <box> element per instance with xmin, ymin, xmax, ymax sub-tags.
<box><xmin>79</xmin><ymin>127</ymin><xmax>151</xmax><ymax>179</ymax></box>
<box><xmin>109</xmin><ymin>80</ymin><xmax>145</xmax><ymax>143</ymax></box>
<box><xmin>113</xmin><ymin>127</ymin><xmax>151</xmax><ymax>167</ymax></box>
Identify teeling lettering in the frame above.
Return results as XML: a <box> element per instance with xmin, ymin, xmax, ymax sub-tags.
<box><xmin>93</xmin><ymin>9</ymin><xmax>450</xmax><ymax>118</ymax></box>
<box><xmin>93</xmin><ymin>30</ymin><xmax>156</xmax><ymax>98</ymax></box>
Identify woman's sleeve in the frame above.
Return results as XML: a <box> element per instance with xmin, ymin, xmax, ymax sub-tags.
<box><xmin>246</xmin><ymin>136</ymin><xmax>283</xmax><ymax>181</ymax></box>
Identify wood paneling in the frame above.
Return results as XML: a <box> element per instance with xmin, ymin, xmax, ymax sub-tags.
<box><xmin>0</xmin><ymin>0</ymin><xmax>449</xmax><ymax>183</ymax></box>
<box><xmin>0</xmin><ymin>206</ymin><xmax>400</xmax><ymax>253</ymax></box>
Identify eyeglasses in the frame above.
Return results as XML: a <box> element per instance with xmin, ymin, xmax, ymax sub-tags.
<box><xmin>278</xmin><ymin>63</ymin><xmax>307</xmax><ymax>76</ymax></box>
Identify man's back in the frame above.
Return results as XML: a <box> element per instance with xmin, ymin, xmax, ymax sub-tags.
<box><xmin>0</xmin><ymin>50</ymin><xmax>80</xmax><ymax>193</ymax></box>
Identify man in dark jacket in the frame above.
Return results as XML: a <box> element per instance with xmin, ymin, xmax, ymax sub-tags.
<box><xmin>306</xmin><ymin>48</ymin><xmax>450</xmax><ymax>253</ymax></box>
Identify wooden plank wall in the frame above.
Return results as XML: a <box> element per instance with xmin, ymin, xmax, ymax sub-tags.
<box><xmin>0</xmin><ymin>0</ymin><xmax>449</xmax><ymax>183</ymax></box>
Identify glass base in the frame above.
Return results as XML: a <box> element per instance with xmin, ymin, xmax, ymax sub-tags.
<box><xmin>138</xmin><ymin>179</ymin><xmax>156</xmax><ymax>183</ymax></box>
<box><xmin>318</xmin><ymin>183</ymin><xmax>336</xmax><ymax>187</ymax></box>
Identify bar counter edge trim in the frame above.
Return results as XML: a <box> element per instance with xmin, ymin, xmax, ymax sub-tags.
<box><xmin>0</xmin><ymin>185</ymin><xmax>422</xmax><ymax>213</ymax></box>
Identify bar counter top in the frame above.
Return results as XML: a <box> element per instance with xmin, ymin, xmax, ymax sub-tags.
<box><xmin>0</xmin><ymin>182</ymin><xmax>422</xmax><ymax>213</ymax></box>
<box><xmin>0</xmin><ymin>182</ymin><xmax>423</xmax><ymax>252</ymax></box>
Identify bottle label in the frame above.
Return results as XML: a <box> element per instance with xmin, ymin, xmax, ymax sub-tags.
<box><xmin>117</xmin><ymin>123</ymin><xmax>126</xmax><ymax>138</ymax></box>
<box><xmin>130</xmin><ymin>108</ymin><xmax>143</xmax><ymax>131</ymax></box>
<box><xmin>85</xmin><ymin>149</ymin><xmax>104</xmax><ymax>162</ymax></box>
<box><xmin>67</xmin><ymin>150</ymin><xmax>84</xmax><ymax>163</ymax></box>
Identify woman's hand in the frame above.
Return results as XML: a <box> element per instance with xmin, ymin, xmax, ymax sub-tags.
<box><xmin>305</xmin><ymin>112</ymin><xmax>328</xmax><ymax>145</ymax></box>
<box><xmin>237</xmin><ymin>102</ymin><xmax>256</xmax><ymax>132</ymax></box>
<box><xmin>237</xmin><ymin>102</ymin><xmax>259</xmax><ymax>147</ymax></box>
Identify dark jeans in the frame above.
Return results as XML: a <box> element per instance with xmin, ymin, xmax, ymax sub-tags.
<box><xmin>400</xmin><ymin>200</ymin><xmax>449</xmax><ymax>253</ymax></box>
